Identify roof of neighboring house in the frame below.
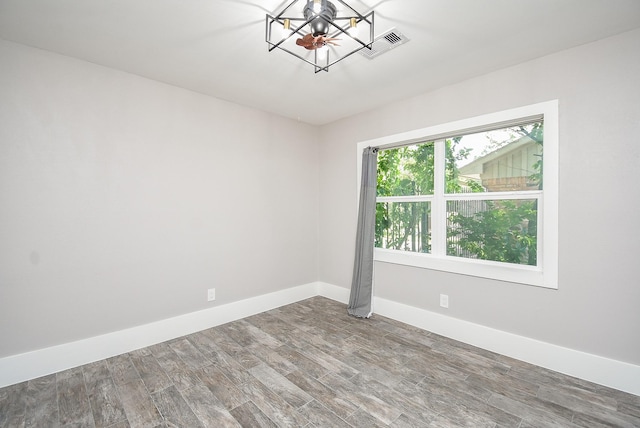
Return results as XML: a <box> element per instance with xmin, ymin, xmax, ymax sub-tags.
<box><xmin>458</xmin><ymin>135</ymin><xmax>538</xmax><ymax>175</ymax></box>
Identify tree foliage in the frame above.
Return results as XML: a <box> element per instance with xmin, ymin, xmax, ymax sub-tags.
<box><xmin>375</xmin><ymin>124</ymin><xmax>543</xmax><ymax>266</ymax></box>
<box><xmin>375</xmin><ymin>139</ymin><xmax>465</xmax><ymax>253</ymax></box>
<box><xmin>447</xmin><ymin>200</ymin><xmax>537</xmax><ymax>265</ymax></box>
<box><xmin>375</xmin><ymin>143</ymin><xmax>436</xmax><ymax>252</ymax></box>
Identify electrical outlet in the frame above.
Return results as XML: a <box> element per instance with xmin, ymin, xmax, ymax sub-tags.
<box><xmin>207</xmin><ymin>288</ymin><xmax>216</xmax><ymax>302</ymax></box>
<box><xmin>440</xmin><ymin>294</ymin><xmax>449</xmax><ymax>308</ymax></box>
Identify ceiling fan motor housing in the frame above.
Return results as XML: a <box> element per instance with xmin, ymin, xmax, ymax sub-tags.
<box><xmin>303</xmin><ymin>0</ymin><xmax>337</xmax><ymax>36</ymax></box>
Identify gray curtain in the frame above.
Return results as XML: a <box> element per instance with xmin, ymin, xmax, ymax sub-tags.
<box><xmin>348</xmin><ymin>147</ymin><xmax>378</xmax><ymax>318</ymax></box>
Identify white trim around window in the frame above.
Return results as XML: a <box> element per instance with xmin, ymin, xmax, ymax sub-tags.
<box><xmin>356</xmin><ymin>100</ymin><xmax>559</xmax><ymax>289</ymax></box>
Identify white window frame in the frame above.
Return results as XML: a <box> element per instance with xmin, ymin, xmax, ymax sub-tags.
<box><xmin>356</xmin><ymin>100</ymin><xmax>558</xmax><ymax>289</ymax></box>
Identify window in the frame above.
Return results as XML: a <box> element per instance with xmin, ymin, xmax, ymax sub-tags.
<box><xmin>357</xmin><ymin>101</ymin><xmax>558</xmax><ymax>288</ymax></box>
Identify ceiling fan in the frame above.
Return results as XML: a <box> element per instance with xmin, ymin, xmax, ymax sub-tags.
<box><xmin>266</xmin><ymin>0</ymin><xmax>375</xmax><ymax>73</ymax></box>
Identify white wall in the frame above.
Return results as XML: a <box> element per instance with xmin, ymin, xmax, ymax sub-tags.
<box><xmin>0</xmin><ymin>40</ymin><xmax>319</xmax><ymax>358</ymax></box>
<box><xmin>319</xmin><ymin>29</ymin><xmax>640</xmax><ymax>366</ymax></box>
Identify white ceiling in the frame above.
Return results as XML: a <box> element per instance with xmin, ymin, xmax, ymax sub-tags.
<box><xmin>1</xmin><ymin>0</ymin><xmax>639</xmax><ymax>125</ymax></box>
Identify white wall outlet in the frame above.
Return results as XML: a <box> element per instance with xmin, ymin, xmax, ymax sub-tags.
<box><xmin>207</xmin><ymin>288</ymin><xmax>216</xmax><ymax>302</ymax></box>
<box><xmin>440</xmin><ymin>294</ymin><xmax>449</xmax><ymax>308</ymax></box>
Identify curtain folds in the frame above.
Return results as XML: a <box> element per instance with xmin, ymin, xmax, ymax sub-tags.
<box><xmin>347</xmin><ymin>147</ymin><xmax>378</xmax><ymax>318</ymax></box>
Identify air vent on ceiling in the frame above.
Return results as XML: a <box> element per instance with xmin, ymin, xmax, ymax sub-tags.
<box><xmin>359</xmin><ymin>29</ymin><xmax>410</xmax><ymax>60</ymax></box>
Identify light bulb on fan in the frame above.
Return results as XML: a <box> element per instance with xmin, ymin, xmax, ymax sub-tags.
<box><xmin>281</xmin><ymin>19</ymin><xmax>292</xmax><ymax>37</ymax></box>
<box><xmin>348</xmin><ymin>17</ymin><xmax>359</xmax><ymax>37</ymax></box>
<box><xmin>317</xmin><ymin>45</ymin><xmax>328</xmax><ymax>61</ymax></box>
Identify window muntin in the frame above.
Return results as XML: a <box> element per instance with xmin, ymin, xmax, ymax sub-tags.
<box><xmin>357</xmin><ymin>101</ymin><xmax>558</xmax><ymax>288</ymax></box>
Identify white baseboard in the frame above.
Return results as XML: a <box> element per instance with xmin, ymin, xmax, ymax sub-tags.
<box><xmin>316</xmin><ymin>282</ymin><xmax>640</xmax><ymax>396</ymax></box>
<box><xmin>317</xmin><ymin>280</ymin><xmax>351</xmax><ymax>304</ymax></box>
<box><xmin>3</xmin><ymin>281</ymin><xmax>639</xmax><ymax>397</ymax></box>
<box><xmin>0</xmin><ymin>282</ymin><xmax>319</xmax><ymax>388</ymax></box>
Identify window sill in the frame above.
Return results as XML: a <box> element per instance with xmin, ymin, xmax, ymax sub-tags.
<box><xmin>375</xmin><ymin>248</ymin><xmax>556</xmax><ymax>289</ymax></box>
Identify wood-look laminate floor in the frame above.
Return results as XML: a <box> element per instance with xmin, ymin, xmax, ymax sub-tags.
<box><xmin>1</xmin><ymin>296</ymin><xmax>639</xmax><ymax>427</ymax></box>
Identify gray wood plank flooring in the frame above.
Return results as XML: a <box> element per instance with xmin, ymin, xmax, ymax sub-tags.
<box><xmin>1</xmin><ymin>296</ymin><xmax>639</xmax><ymax>427</ymax></box>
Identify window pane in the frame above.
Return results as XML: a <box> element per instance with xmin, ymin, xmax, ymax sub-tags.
<box><xmin>376</xmin><ymin>202</ymin><xmax>431</xmax><ymax>253</ymax></box>
<box><xmin>447</xmin><ymin>199</ymin><xmax>537</xmax><ymax>265</ymax></box>
<box><xmin>446</xmin><ymin>122</ymin><xmax>543</xmax><ymax>193</ymax></box>
<box><xmin>377</xmin><ymin>143</ymin><xmax>434</xmax><ymax>196</ymax></box>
